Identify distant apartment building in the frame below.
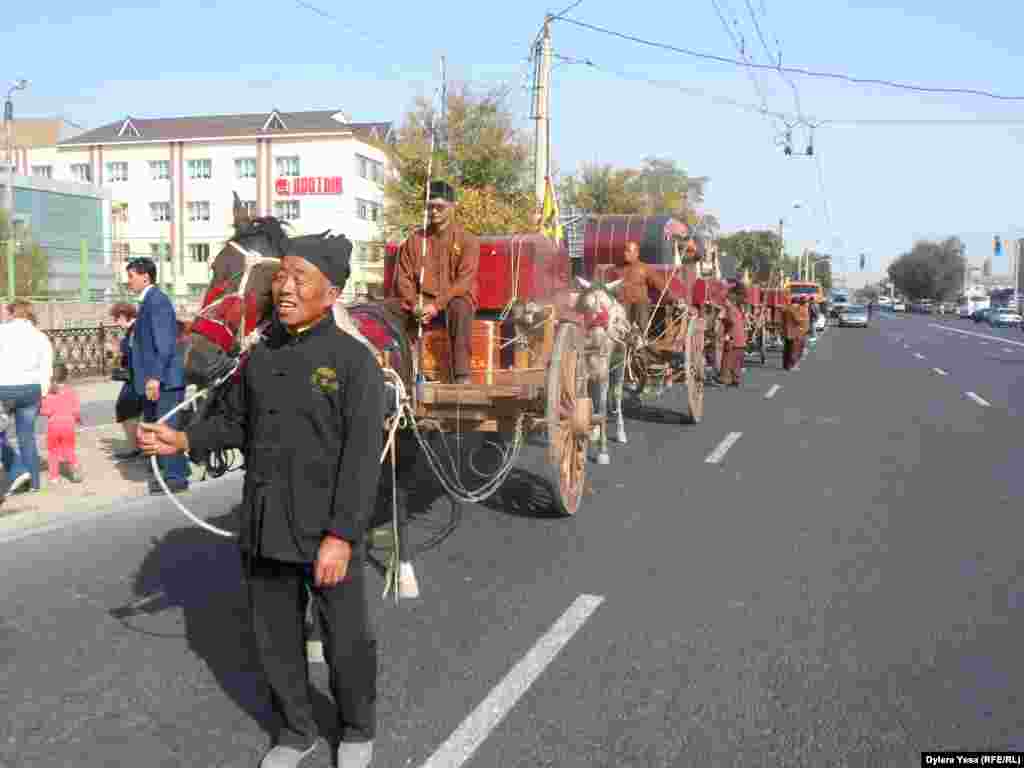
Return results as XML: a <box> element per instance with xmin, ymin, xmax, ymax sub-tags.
<box><xmin>18</xmin><ymin>109</ymin><xmax>394</xmax><ymax>298</ymax></box>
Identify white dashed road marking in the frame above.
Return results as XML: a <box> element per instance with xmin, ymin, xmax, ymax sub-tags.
<box><xmin>764</xmin><ymin>385</ymin><xmax>780</xmax><ymax>399</ymax></box>
<box><xmin>930</xmin><ymin>324</ymin><xmax>1024</xmax><ymax>348</ymax></box>
<box><xmin>419</xmin><ymin>594</ymin><xmax>605</xmax><ymax>768</ymax></box>
<box><xmin>705</xmin><ymin>432</ymin><xmax>743</xmax><ymax>464</ymax></box>
<box><xmin>965</xmin><ymin>392</ymin><xmax>991</xmax><ymax>407</ymax></box>
<box><xmin>1005</xmin><ymin>348</ymin><xmax>1015</xmax><ymax>353</ymax></box>
<box><xmin>913</xmin><ymin>352</ymin><xmax>925</xmax><ymax>360</ymax></box>
<box><xmin>932</xmin><ymin>367</ymin><xmax>948</xmax><ymax>376</ymax></box>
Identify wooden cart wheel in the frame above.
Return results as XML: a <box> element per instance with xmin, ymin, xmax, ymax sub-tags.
<box><xmin>545</xmin><ymin>321</ymin><xmax>589</xmax><ymax>516</ymax></box>
<box><xmin>684</xmin><ymin>316</ymin><xmax>706</xmax><ymax>424</ymax></box>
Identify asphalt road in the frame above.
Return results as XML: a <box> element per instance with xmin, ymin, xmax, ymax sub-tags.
<box><xmin>3</xmin><ymin>320</ymin><xmax>1024</xmax><ymax>767</ymax></box>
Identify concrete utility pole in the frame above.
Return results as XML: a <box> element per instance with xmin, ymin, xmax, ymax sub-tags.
<box><xmin>532</xmin><ymin>18</ymin><xmax>552</xmax><ymax>204</ymax></box>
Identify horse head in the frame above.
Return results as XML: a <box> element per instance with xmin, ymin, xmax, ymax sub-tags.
<box><xmin>183</xmin><ymin>201</ymin><xmax>292</xmax><ymax>388</ymax></box>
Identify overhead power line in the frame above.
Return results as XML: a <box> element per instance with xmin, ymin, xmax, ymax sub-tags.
<box><xmin>556</xmin><ymin>15</ymin><xmax>1024</xmax><ymax>102</ymax></box>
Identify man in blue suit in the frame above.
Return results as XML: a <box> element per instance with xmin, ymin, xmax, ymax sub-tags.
<box><xmin>126</xmin><ymin>258</ymin><xmax>190</xmax><ymax>494</ymax></box>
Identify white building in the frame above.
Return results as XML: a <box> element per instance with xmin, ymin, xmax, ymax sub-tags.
<box><xmin>19</xmin><ymin>109</ymin><xmax>393</xmax><ymax>299</ymax></box>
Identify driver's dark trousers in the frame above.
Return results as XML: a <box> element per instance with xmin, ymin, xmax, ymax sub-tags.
<box><xmin>243</xmin><ymin>553</ymin><xmax>376</xmax><ymax>748</ymax></box>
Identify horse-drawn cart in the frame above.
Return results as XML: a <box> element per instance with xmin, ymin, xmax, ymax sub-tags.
<box><xmin>363</xmin><ymin>232</ymin><xmax>598</xmax><ymax>517</ymax></box>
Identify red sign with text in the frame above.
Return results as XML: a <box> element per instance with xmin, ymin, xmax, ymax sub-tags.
<box><xmin>275</xmin><ymin>176</ymin><xmax>343</xmax><ymax>196</ymax></box>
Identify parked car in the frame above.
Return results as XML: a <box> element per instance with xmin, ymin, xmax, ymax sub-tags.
<box><xmin>892</xmin><ymin>300</ymin><xmax>906</xmax><ymax>312</ymax></box>
<box><xmin>829</xmin><ymin>298</ymin><xmax>849</xmax><ymax>321</ymax></box>
<box><xmin>972</xmin><ymin>307</ymin><xmax>994</xmax><ymax>323</ymax></box>
<box><xmin>839</xmin><ymin>304</ymin><xmax>870</xmax><ymax>327</ymax></box>
<box><xmin>958</xmin><ymin>304</ymin><xmax>972</xmax><ymax>319</ymax></box>
<box><xmin>988</xmin><ymin>308</ymin><xmax>1022</xmax><ymax>328</ymax></box>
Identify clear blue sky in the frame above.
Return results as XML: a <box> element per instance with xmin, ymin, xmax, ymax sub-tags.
<box><xmin>10</xmin><ymin>0</ymin><xmax>1024</xmax><ymax>288</ymax></box>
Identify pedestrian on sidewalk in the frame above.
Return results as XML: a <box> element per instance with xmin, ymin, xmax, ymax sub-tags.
<box><xmin>40</xmin><ymin>363</ymin><xmax>82</xmax><ymax>484</ymax></box>
<box><xmin>110</xmin><ymin>302</ymin><xmax>146</xmax><ymax>460</ymax></box>
<box><xmin>0</xmin><ymin>300</ymin><xmax>53</xmax><ymax>495</ymax></box>
<box><xmin>125</xmin><ymin>257</ymin><xmax>190</xmax><ymax>495</ymax></box>
<box><xmin>139</xmin><ymin>232</ymin><xmax>384</xmax><ymax>768</ymax></box>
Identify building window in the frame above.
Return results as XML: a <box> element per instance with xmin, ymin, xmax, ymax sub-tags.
<box><xmin>235</xmin><ymin>158</ymin><xmax>257</xmax><ymax>179</ymax></box>
<box><xmin>70</xmin><ymin>163</ymin><xmax>91</xmax><ymax>182</ymax></box>
<box><xmin>151</xmin><ymin>243</ymin><xmax>170</xmax><ymax>262</ymax></box>
<box><xmin>273</xmin><ymin>200</ymin><xmax>300</xmax><ymax>221</ymax></box>
<box><xmin>112</xmin><ymin>241</ymin><xmax>130</xmax><ymax>266</ymax></box>
<box><xmin>31</xmin><ymin>165</ymin><xmax>52</xmax><ymax>179</ymax></box>
<box><xmin>356</xmin><ymin>199</ymin><xmax>380</xmax><ymax>221</ymax></box>
<box><xmin>106</xmin><ymin>161</ymin><xmax>128</xmax><ymax>182</ymax></box>
<box><xmin>149</xmin><ymin>160</ymin><xmax>169</xmax><ymax>180</ymax></box>
<box><xmin>276</xmin><ymin>156</ymin><xmax>300</xmax><ymax>177</ymax></box>
<box><xmin>150</xmin><ymin>202</ymin><xmax>171</xmax><ymax>222</ymax></box>
<box><xmin>187</xmin><ymin>159</ymin><xmax>212</xmax><ymax>180</ymax></box>
<box><xmin>187</xmin><ymin>201</ymin><xmax>211</xmax><ymax>222</ymax></box>
<box><xmin>357</xmin><ymin>154</ymin><xmax>383</xmax><ymax>184</ymax></box>
<box><xmin>189</xmin><ymin>243</ymin><xmax>211</xmax><ymax>263</ymax></box>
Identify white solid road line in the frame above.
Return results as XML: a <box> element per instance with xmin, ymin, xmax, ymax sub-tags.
<box><xmin>705</xmin><ymin>432</ymin><xmax>743</xmax><ymax>464</ymax></box>
<box><xmin>913</xmin><ymin>352</ymin><xmax>925</xmax><ymax>359</ymax></box>
<box><xmin>764</xmin><ymin>384</ymin><xmax>780</xmax><ymax>399</ymax></box>
<box><xmin>419</xmin><ymin>594</ymin><xmax>604</xmax><ymax>768</ymax></box>
<box><xmin>932</xmin><ymin>367</ymin><xmax>948</xmax><ymax>376</ymax></box>
<box><xmin>1004</xmin><ymin>348</ymin><xmax>1015</xmax><ymax>353</ymax></box>
<box><xmin>929</xmin><ymin>323</ymin><xmax>1024</xmax><ymax>348</ymax></box>
<box><xmin>965</xmin><ymin>391</ymin><xmax>991</xmax><ymax>407</ymax></box>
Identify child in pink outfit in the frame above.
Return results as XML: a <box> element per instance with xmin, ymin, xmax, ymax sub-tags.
<box><xmin>40</xmin><ymin>364</ymin><xmax>83</xmax><ymax>484</ymax></box>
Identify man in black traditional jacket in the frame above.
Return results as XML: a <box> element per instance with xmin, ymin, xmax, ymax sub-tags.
<box><xmin>139</xmin><ymin>232</ymin><xmax>384</xmax><ymax>768</ymax></box>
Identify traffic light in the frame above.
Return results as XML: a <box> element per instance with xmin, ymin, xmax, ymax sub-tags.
<box><xmin>859</xmin><ymin>253</ymin><xmax>866</xmax><ymax>270</ymax></box>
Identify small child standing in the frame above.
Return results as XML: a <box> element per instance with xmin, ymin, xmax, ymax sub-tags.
<box><xmin>40</xmin><ymin>364</ymin><xmax>83</xmax><ymax>484</ymax></box>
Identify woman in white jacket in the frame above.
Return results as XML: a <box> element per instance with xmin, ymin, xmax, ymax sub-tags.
<box><xmin>0</xmin><ymin>300</ymin><xmax>53</xmax><ymax>494</ymax></box>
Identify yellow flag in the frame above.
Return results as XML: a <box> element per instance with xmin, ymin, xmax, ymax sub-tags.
<box><xmin>541</xmin><ymin>177</ymin><xmax>563</xmax><ymax>243</ymax></box>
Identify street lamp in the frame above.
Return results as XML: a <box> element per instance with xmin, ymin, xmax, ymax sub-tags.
<box><xmin>4</xmin><ymin>79</ymin><xmax>29</xmax><ymax>215</ymax></box>
<box><xmin>4</xmin><ymin>79</ymin><xmax>28</xmax><ymax>301</ymax></box>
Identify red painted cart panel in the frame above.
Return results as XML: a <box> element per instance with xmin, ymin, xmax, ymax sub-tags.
<box><xmin>382</xmin><ymin>233</ymin><xmax>571</xmax><ymax>311</ymax></box>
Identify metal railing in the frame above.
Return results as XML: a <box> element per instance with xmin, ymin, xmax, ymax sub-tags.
<box><xmin>43</xmin><ymin>325</ymin><xmax>125</xmax><ymax>380</ymax></box>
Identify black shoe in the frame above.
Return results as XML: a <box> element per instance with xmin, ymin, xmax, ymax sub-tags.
<box><xmin>149</xmin><ymin>479</ymin><xmax>189</xmax><ymax>495</ymax></box>
<box><xmin>114</xmin><ymin>449</ymin><xmax>143</xmax><ymax>460</ymax></box>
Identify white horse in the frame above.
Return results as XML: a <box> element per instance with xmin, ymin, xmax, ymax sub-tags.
<box><xmin>574</xmin><ymin>276</ymin><xmax>631</xmax><ymax>465</ymax></box>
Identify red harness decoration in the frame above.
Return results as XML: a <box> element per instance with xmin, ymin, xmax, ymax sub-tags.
<box><xmin>584</xmin><ymin>307</ymin><xmax>609</xmax><ymax>330</ymax></box>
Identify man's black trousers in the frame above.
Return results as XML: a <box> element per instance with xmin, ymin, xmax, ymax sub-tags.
<box><xmin>244</xmin><ymin>554</ymin><xmax>377</xmax><ymax>747</ymax></box>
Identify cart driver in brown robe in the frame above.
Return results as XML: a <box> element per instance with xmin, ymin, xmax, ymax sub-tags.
<box><xmin>617</xmin><ymin>241</ymin><xmax>668</xmax><ymax>335</ymax></box>
<box><xmin>395</xmin><ymin>180</ymin><xmax>480</xmax><ymax>384</ymax></box>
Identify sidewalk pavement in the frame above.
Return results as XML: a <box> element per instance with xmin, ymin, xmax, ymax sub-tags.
<box><xmin>0</xmin><ymin>421</ymin><xmax>240</xmax><ymax>540</ymax></box>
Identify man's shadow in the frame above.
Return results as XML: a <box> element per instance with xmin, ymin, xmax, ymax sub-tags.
<box><xmin>110</xmin><ymin>508</ymin><xmax>342</xmax><ymax>748</ymax></box>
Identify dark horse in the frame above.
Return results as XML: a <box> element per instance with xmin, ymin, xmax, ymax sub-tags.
<box><xmin>180</xmin><ymin>193</ymin><xmax>422</xmax><ymax>598</ymax></box>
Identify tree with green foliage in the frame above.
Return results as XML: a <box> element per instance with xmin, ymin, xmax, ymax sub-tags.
<box><xmin>558</xmin><ymin>156</ymin><xmax>708</xmax><ymax>221</ymax></box>
<box><xmin>887</xmin><ymin>237</ymin><xmax>966</xmax><ymax>301</ymax></box>
<box><xmin>719</xmin><ymin>230</ymin><xmax>782</xmax><ymax>281</ymax></box>
<box><xmin>0</xmin><ymin>209</ymin><xmax>49</xmax><ymax>297</ymax></box>
<box><xmin>381</xmin><ymin>83</ymin><xmax>535</xmax><ymax>238</ymax></box>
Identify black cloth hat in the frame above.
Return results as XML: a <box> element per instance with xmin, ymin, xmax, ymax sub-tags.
<box><xmin>428</xmin><ymin>180</ymin><xmax>456</xmax><ymax>203</ymax></box>
<box><xmin>285</xmin><ymin>232</ymin><xmax>352</xmax><ymax>288</ymax></box>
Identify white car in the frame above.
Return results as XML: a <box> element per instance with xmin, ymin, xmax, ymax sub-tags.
<box><xmin>892</xmin><ymin>301</ymin><xmax>906</xmax><ymax>312</ymax></box>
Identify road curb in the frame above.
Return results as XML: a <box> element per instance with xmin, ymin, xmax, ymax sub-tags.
<box><xmin>0</xmin><ymin>467</ymin><xmax>240</xmax><ymax>545</ymax></box>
